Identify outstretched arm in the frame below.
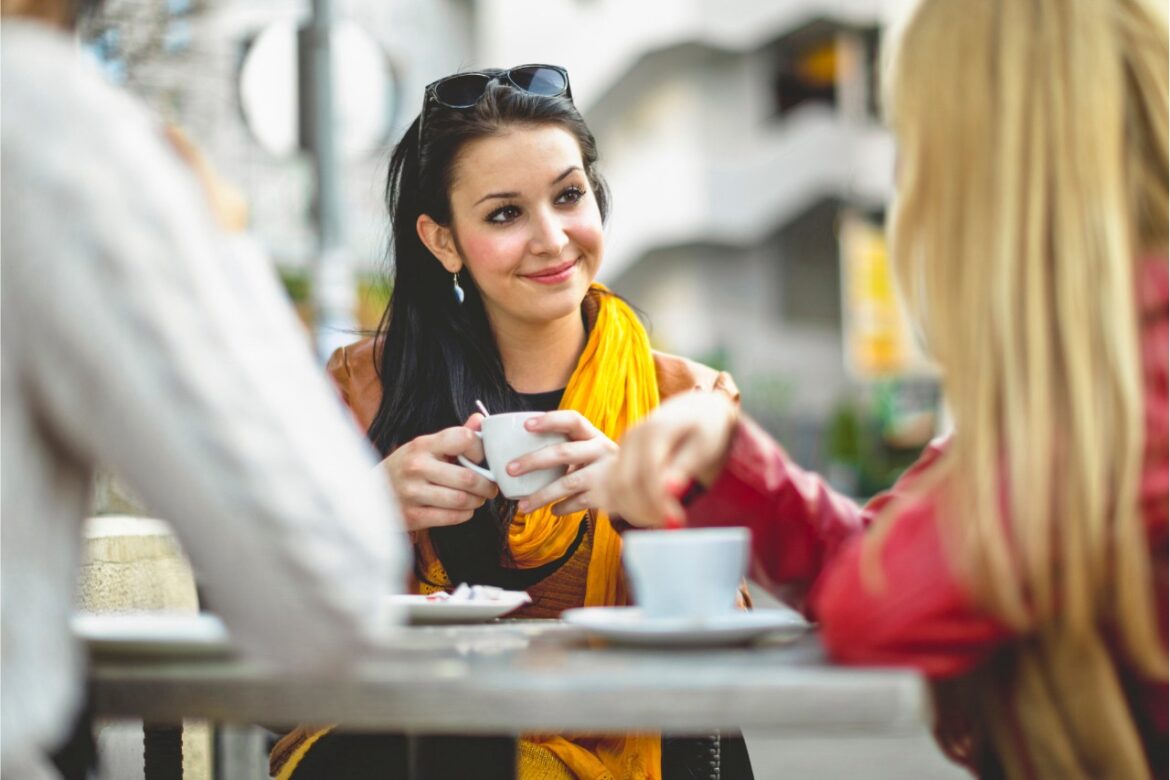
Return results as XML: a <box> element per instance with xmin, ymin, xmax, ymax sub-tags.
<box><xmin>604</xmin><ymin>392</ymin><xmax>1009</xmax><ymax>676</ymax></box>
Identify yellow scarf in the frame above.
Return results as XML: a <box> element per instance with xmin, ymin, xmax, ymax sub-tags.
<box><xmin>417</xmin><ymin>284</ymin><xmax>662</xmax><ymax>779</ymax></box>
<box><xmin>416</xmin><ymin>284</ymin><xmax>659</xmax><ymax>602</ymax></box>
<box><xmin>274</xmin><ymin>287</ymin><xmax>662</xmax><ymax>780</ymax></box>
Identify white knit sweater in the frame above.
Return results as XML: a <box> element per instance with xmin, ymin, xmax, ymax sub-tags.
<box><xmin>1</xmin><ymin>21</ymin><xmax>406</xmax><ymax>777</ymax></box>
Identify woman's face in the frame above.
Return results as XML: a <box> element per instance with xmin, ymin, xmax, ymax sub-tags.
<box><xmin>445</xmin><ymin>124</ymin><xmax>604</xmax><ymax>332</ymax></box>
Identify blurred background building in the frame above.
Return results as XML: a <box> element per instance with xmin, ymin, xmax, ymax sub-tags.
<box><xmin>83</xmin><ymin>0</ymin><xmax>940</xmax><ymax>499</ymax></box>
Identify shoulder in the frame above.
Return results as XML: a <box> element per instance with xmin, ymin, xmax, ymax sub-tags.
<box><xmin>2</xmin><ymin>24</ymin><xmax>158</xmax><ymax>174</ymax></box>
<box><xmin>326</xmin><ymin>336</ymin><xmax>376</xmax><ymax>385</ymax></box>
<box><xmin>1</xmin><ymin>24</ymin><xmax>81</xmax><ymax>122</ymax></box>
<box><xmin>327</xmin><ymin>337</ymin><xmax>384</xmax><ymax>432</ymax></box>
<box><xmin>652</xmin><ymin>351</ymin><xmax>740</xmax><ymax>402</ymax></box>
<box><xmin>2</xmin><ymin>24</ymin><xmax>211</xmax><ymax>283</ymax></box>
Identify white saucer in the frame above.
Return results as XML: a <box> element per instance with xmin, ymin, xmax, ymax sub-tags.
<box><xmin>386</xmin><ymin>592</ymin><xmax>531</xmax><ymax>625</ymax></box>
<box><xmin>72</xmin><ymin>612</ymin><xmax>233</xmax><ymax>657</ymax></box>
<box><xmin>561</xmin><ymin>607</ymin><xmax>808</xmax><ymax>647</ymax></box>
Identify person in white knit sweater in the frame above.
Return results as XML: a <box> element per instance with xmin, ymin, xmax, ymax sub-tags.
<box><xmin>0</xmin><ymin>2</ymin><xmax>409</xmax><ymax>777</ymax></box>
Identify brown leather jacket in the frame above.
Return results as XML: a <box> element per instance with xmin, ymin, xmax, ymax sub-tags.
<box><xmin>326</xmin><ymin>336</ymin><xmax>739</xmax><ymax>434</ymax></box>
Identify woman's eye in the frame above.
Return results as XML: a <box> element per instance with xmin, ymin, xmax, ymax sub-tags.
<box><xmin>556</xmin><ymin>185</ymin><xmax>584</xmax><ymax>205</ymax></box>
<box><xmin>486</xmin><ymin>205</ymin><xmax>521</xmax><ymax>224</ymax></box>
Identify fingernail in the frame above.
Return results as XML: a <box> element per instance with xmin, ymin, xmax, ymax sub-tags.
<box><xmin>664</xmin><ymin>477</ymin><xmax>688</xmax><ymax>498</ymax></box>
<box><xmin>507</xmin><ymin>463</ymin><xmax>520</xmax><ymax>475</ymax></box>
<box><xmin>663</xmin><ymin>515</ymin><xmax>684</xmax><ymax>530</ymax></box>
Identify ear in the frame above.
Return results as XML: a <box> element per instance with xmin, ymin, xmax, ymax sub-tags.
<box><xmin>417</xmin><ymin>214</ymin><xmax>462</xmax><ymax>274</ymax></box>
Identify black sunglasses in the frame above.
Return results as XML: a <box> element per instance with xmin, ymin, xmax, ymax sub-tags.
<box><xmin>418</xmin><ymin>64</ymin><xmax>573</xmax><ymax>148</ymax></box>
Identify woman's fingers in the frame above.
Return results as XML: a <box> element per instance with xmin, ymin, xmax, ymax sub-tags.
<box><xmin>417</xmin><ymin>458</ymin><xmax>498</xmax><ymax>501</ymax></box>
<box><xmin>379</xmin><ymin>425</ymin><xmax>501</xmax><ymax>531</ymax></box>
<box><xmin>601</xmin><ymin>402</ymin><xmax>700</xmax><ymax>527</ymax></box>
<box><xmin>614</xmin><ymin>464</ymin><xmax>681</xmax><ymax>528</ymax></box>
<box><xmin>507</xmin><ymin>411</ymin><xmax>616</xmax><ymax>480</ymax></box>
<box><xmin>617</xmin><ymin>392</ymin><xmax>738</xmax><ymax>515</ymax></box>
<box><xmin>665</xmin><ymin>394</ymin><xmax>739</xmax><ymax>488</ymax></box>
<box><xmin>398</xmin><ymin>480</ymin><xmax>490</xmax><ymax>511</ymax></box>
<box><xmin>550</xmin><ymin>494</ymin><xmax>592</xmax><ymax>517</ymax></box>
<box><xmin>523</xmin><ymin>410</ymin><xmax>600</xmax><ymax>440</ymax></box>
<box><xmin>427</xmin><ymin>423</ymin><xmax>485</xmax><ymax>464</ymax></box>
<box><xmin>516</xmin><ymin>459</ymin><xmax>605</xmax><ymax>514</ymax></box>
<box><xmin>632</xmin><ymin>427</ymin><xmax>683</xmax><ymax>524</ymax></box>
<box><xmin>506</xmin><ymin>435</ymin><xmax>615</xmax><ymax>476</ymax></box>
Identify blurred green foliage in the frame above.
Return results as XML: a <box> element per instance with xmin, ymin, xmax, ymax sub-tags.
<box><xmin>274</xmin><ymin>267</ymin><xmax>392</xmax><ymax>332</ymax></box>
<box><xmin>356</xmin><ymin>272</ymin><xmax>392</xmax><ymax>331</ymax></box>
<box><xmin>825</xmin><ymin>383</ymin><xmax>934</xmax><ymax>498</ymax></box>
<box><xmin>694</xmin><ymin>345</ymin><xmax>730</xmax><ymax>373</ymax></box>
<box><xmin>277</xmin><ymin>266</ymin><xmax>311</xmax><ymax>303</ymax></box>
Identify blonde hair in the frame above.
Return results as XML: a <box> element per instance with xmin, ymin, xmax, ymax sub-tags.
<box><xmin>885</xmin><ymin>0</ymin><xmax>1168</xmax><ymax>677</ymax></box>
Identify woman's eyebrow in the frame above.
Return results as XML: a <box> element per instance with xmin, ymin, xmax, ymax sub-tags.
<box><xmin>473</xmin><ymin>167</ymin><xmax>583</xmax><ymax>206</ymax></box>
<box><xmin>551</xmin><ymin>166</ymin><xmax>581</xmax><ymax>185</ymax></box>
<box><xmin>475</xmin><ymin>190</ymin><xmax>518</xmax><ymax>206</ymax></box>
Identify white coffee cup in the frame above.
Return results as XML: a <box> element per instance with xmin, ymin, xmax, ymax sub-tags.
<box><xmin>622</xmin><ymin>527</ymin><xmax>750</xmax><ymax>620</ymax></box>
<box><xmin>456</xmin><ymin>412</ymin><xmax>569</xmax><ymax>499</ymax></box>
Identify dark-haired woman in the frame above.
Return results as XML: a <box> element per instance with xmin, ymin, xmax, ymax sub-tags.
<box><xmin>270</xmin><ymin>66</ymin><xmax>747</xmax><ymax>780</ymax></box>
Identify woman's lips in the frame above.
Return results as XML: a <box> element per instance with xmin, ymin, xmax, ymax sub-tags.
<box><xmin>522</xmin><ymin>258</ymin><xmax>578</xmax><ymax>285</ymax></box>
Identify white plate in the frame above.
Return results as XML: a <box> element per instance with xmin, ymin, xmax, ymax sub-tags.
<box><xmin>561</xmin><ymin>607</ymin><xmax>808</xmax><ymax>647</ymax></box>
<box><xmin>72</xmin><ymin>612</ymin><xmax>233</xmax><ymax>657</ymax></box>
<box><xmin>386</xmin><ymin>592</ymin><xmax>531</xmax><ymax>625</ymax></box>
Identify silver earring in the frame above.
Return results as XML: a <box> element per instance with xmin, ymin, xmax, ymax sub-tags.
<box><xmin>452</xmin><ymin>272</ymin><xmax>465</xmax><ymax>304</ymax></box>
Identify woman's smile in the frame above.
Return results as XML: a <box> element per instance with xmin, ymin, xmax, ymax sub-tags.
<box><xmin>521</xmin><ymin>257</ymin><xmax>579</xmax><ymax>285</ymax></box>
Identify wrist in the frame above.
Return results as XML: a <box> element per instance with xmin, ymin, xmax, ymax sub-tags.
<box><xmin>696</xmin><ymin>397</ymin><xmax>739</xmax><ymax>487</ymax></box>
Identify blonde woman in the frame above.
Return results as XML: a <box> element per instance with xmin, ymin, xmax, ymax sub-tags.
<box><xmin>602</xmin><ymin>0</ymin><xmax>1168</xmax><ymax>776</ymax></box>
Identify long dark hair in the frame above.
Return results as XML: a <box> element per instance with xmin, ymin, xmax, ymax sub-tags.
<box><xmin>369</xmin><ymin>74</ymin><xmax>610</xmax><ymax>586</ymax></box>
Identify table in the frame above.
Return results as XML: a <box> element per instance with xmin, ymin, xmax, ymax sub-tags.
<box><xmin>86</xmin><ymin>620</ymin><xmax>928</xmax><ymax>777</ymax></box>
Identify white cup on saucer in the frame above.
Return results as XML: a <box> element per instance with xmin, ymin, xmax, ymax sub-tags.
<box><xmin>456</xmin><ymin>412</ymin><xmax>568</xmax><ymax>499</ymax></box>
<box><xmin>622</xmin><ymin>527</ymin><xmax>750</xmax><ymax>621</ymax></box>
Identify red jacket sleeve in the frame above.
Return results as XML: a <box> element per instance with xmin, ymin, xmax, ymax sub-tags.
<box><xmin>685</xmin><ymin>418</ymin><xmax>1011</xmax><ymax>678</ymax></box>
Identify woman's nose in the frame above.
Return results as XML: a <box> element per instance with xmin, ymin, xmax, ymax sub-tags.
<box><xmin>527</xmin><ymin>207</ymin><xmax>570</xmax><ymax>257</ymax></box>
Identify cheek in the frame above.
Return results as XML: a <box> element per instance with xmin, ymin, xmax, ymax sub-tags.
<box><xmin>458</xmin><ymin>228</ymin><xmax>527</xmax><ymax>275</ymax></box>
<box><xmin>566</xmin><ymin>211</ymin><xmax>605</xmax><ymax>258</ymax></box>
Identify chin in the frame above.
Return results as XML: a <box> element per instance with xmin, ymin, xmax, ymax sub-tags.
<box><xmin>529</xmin><ymin>282</ymin><xmax>590</xmax><ymax>323</ymax></box>
<box><xmin>545</xmin><ymin>291</ymin><xmax>588</xmax><ymax>320</ymax></box>
<box><xmin>563</xmin><ymin>274</ymin><xmax>595</xmax><ymax>306</ymax></box>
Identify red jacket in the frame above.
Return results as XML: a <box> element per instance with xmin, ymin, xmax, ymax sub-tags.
<box><xmin>686</xmin><ymin>258</ymin><xmax>1168</xmax><ymax>735</ymax></box>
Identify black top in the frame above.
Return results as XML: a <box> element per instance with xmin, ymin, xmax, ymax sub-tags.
<box><xmin>515</xmin><ymin>387</ymin><xmax>565</xmax><ymax>412</ymax></box>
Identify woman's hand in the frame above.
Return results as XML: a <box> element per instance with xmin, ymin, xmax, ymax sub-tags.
<box><xmin>599</xmin><ymin>391</ymin><xmax>739</xmax><ymax>528</ymax></box>
<box><xmin>508</xmin><ymin>411</ymin><xmax>618</xmax><ymax>516</ymax></box>
<box><xmin>378</xmin><ymin>414</ymin><xmax>498</xmax><ymax>531</ymax></box>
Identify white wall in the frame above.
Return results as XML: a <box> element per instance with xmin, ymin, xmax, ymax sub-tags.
<box><xmin>472</xmin><ymin>0</ymin><xmax>889</xmax><ymax>110</ymax></box>
<box><xmin>615</xmin><ymin>202</ymin><xmax>852</xmax><ymax>425</ymax></box>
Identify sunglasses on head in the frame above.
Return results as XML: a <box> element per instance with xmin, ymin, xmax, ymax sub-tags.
<box><xmin>418</xmin><ymin>64</ymin><xmax>573</xmax><ymax>148</ymax></box>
